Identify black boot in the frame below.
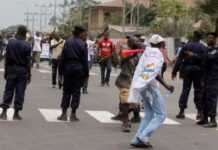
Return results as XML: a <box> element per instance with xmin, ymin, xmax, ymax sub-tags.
<box><xmin>0</xmin><ymin>108</ymin><xmax>7</xmax><ymax>120</ymax></box>
<box><xmin>176</xmin><ymin>109</ymin><xmax>185</xmax><ymax>119</ymax></box>
<box><xmin>70</xmin><ymin>110</ymin><xmax>79</xmax><ymax>122</ymax></box>
<box><xmin>196</xmin><ymin>114</ymin><xmax>208</xmax><ymax>126</ymax></box>
<box><xmin>204</xmin><ymin>117</ymin><xmax>217</xmax><ymax>128</ymax></box>
<box><xmin>131</xmin><ymin>107</ymin><xmax>141</xmax><ymax>123</ymax></box>
<box><xmin>82</xmin><ymin>88</ymin><xmax>88</xmax><ymax>94</ymax></box>
<box><xmin>122</xmin><ymin>121</ymin><xmax>131</xmax><ymax>132</ymax></box>
<box><xmin>112</xmin><ymin>103</ymin><xmax>123</xmax><ymax>121</ymax></box>
<box><xmin>13</xmin><ymin>110</ymin><xmax>23</xmax><ymax>120</ymax></box>
<box><xmin>57</xmin><ymin>109</ymin><xmax>68</xmax><ymax>121</ymax></box>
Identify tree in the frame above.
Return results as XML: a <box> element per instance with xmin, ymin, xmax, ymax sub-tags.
<box><xmin>198</xmin><ymin>0</ymin><xmax>218</xmax><ymax>34</ymax></box>
<box><xmin>150</xmin><ymin>0</ymin><xmax>189</xmax><ymax>37</ymax></box>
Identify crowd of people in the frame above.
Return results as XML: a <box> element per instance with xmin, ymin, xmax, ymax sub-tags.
<box><xmin>0</xmin><ymin>25</ymin><xmax>217</xmax><ymax>148</ymax></box>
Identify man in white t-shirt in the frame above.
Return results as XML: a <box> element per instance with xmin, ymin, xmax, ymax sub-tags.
<box><xmin>129</xmin><ymin>35</ymin><xmax>174</xmax><ymax>148</ymax></box>
<box><xmin>32</xmin><ymin>32</ymin><xmax>42</xmax><ymax>69</ymax></box>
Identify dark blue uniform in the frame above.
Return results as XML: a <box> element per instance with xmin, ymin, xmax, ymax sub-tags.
<box><xmin>173</xmin><ymin>42</ymin><xmax>207</xmax><ymax>112</ymax></box>
<box><xmin>0</xmin><ymin>38</ymin><xmax>31</xmax><ymax>111</ymax></box>
<box><xmin>203</xmin><ymin>46</ymin><xmax>218</xmax><ymax>118</ymax></box>
<box><xmin>59</xmin><ymin>37</ymin><xmax>88</xmax><ymax>112</ymax></box>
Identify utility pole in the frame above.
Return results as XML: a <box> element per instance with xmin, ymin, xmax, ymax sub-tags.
<box><xmin>24</xmin><ymin>11</ymin><xmax>31</xmax><ymax>29</ymax></box>
<box><xmin>122</xmin><ymin>0</ymin><xmax>127</xmax><ymax>35</ymax></box>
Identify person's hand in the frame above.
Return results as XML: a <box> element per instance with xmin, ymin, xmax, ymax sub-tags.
<box><xmin>185</xmin><ymin>51</ymin><xmax>194</xmax><ymax>57</ymax></box>
<box><xmin>167</xmin><ymin>85</ymin><xmax>175</xmax><ymax>93</ymax></box>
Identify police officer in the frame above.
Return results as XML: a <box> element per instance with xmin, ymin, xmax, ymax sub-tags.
<box><xmin>172</xmin><ymin>31</ymin><xmax>207</xmax><ymax>120</ymax></box>
<box><xmin>57</xmin><ymin>26</ymin><xmax>89</xmax><ymax>121</ymax></box>
<box><xmin>0</xmin><ymin>25</ymin><xmax>31</xmax><ymax>120</ymax></box>
<box><xmin>189</xmin><ymin>32</ymin><xmax>218</xmax><ymax>128</ymax></box>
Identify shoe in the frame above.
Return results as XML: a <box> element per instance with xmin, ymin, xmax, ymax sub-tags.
<box><xmin>122</xmin><ymin>121</ymin><xmax>131</xmax><ymax>133</ymax></box>
<box><xmin>52</xmin><ymin>85</ymin><xmax>56</xmax><ymax>88</ymax></box>
<box><xmin>196</xmin><ymin>119</ymin><xmax>208</xmax><ymax>126</ymax></box>
<box><xmin>13</xmin><ymin>110</ymin><xmax>22</xmax><ymax>120</ymax></box>
<box><xmin>131</xmin><ymin>140</ymin><xmax>153</xmax><ymax>149</ymax></box>
<box><xmin>131</xmin><ymin>116</ymin><xmax>141</xmax><ymax>123</ymax></box>
<box><xmin>70</xmin><ymin>112</ymin><xmax>79</xmax><ymax>122</ymax></box>
<box><xmin>111</xmin><ymin>113</ymin><xmax>123</xmax><ymax>121</ymax></box>
<box><xmin>176</xmin><ymin>109</ymin><xmax>185</xmax><ymax>119</ymax></box>
<box><xmin>0</xmin><ymin>109</ymin><xmax>7</xmax><ymax>120</ymax></box>
<box><xmin>58</xmin><ymin>84</ymin><xmax>62</xmax><ymax>89</ymax></box>
<box><xmin>57</xmin><ymin>112</ymin><xmax>68</xmax><ymax>121</ymax></box>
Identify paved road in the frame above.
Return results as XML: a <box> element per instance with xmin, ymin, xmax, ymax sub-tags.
<box><xmin>0</xmin><ymin>63</ymin><xmax>217</xmax><ymax>150</ymax></box>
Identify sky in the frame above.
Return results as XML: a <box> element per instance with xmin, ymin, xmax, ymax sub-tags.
<box><xmin>0</xmin><ymin>0</ymin><xmax>112</xmax><ymax>30</ymax></box>
<box><xmin>0</xmin><ymin>0</ymin><xmax>64</xmax><ymax>29</ymax></box>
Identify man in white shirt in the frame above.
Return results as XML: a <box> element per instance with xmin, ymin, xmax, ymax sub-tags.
<box><xmin>129</xmin><ymin>35</ymin><xmax>174</xmax><ymax>148</ymax></box>
<box><xmin>50</xmin><ymin>34</ymin><xmax>65</xmax><ymax>88</ymax></box>
<box><xmin>32</xmin><ymin>32</ymin><xmax>42</xmax><ymax>69</ymax></box>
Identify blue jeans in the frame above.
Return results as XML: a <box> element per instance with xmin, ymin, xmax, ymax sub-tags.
<box><xmin>131</xmin><ymin>85</ymin><xmax>166</xmax><ymax>144</ymax></box>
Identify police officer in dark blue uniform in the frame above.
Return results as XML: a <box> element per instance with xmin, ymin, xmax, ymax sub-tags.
<box><xmin>189</xmin><ymin>32</ymin><xmax>218</xmax><ymax>128</ymax></box>
<box><xmin>57</xmin><ymin>26</ymin><xmax>89</xmax><ymax>121</ymax></box>
<box><xmin>172</xmin><ymin>31</ymin><xmax>207</xmax><ymax>120</ymax></box>
<box><xmin>0</xmin><ymin>25</ymin><xmax>31</xmax><ymax>120</ymax></box>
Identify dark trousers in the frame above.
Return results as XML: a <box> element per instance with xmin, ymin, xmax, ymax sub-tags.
<box><xmin>100</xmin><ymin>58</ymin><xmax>112</xmax><ymax>84</ymax></box>
<box><xmin>61</xmin><ymin>75</ymin><xmax>82</xmax><ymax>112</ymax></box>
<box><xmin>52</xmin><ymin>59</ymin><xmax>60</xmax><ymax>86</ymax></box>
<box><xmin>178</xmin><ymin>73</ymin><xmax>203</xmax><ymax>111</ymax></box>
<box><xmin>83</xmin><ymin>61</ymin><xmax>92</xmax><ymax>90</ymax></box>
<box><xmin>204</xmin><ymin>81</ymin><xmax>218</xmax><ymax>118</ymax></box>
<box><xmin>0</xmin><ymin>74</ymin><xmax>27</xmax><ymax>111</ymax></box>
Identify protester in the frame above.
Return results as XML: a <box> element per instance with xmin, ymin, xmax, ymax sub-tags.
<box><xmin>57</xmin><ymin>26</ymin><xmax>89</xmax><ymax>121</ymax></box>
<box><xmin>32</xmin><ymin>31</ymin><xmax>42</xmax><ymax>69</ymax></box>
<box><xmin>172</xmin><ymin>31</ymin><xmax>207</xmax><ymax>120</ymax></box>
<box><xmin>50</xmin><ymin>33</ymin><xmax>65</xmax><ymax>89</ymax></box>
<box><xmin>112</xmin><ymin>36</ymin><xmax>143</xmax><ymax>132</ymax></box>
<box><xmin>97</xmin><ymin>32</ymin><xmax>115</xmax><ymax>87</ymax></box>
<box><xmin>0</xmin><ymin>25</ymin><xmax>31</xmax><ymax>120</ymax></box>
<box><xmin>128</xmin><ymin>34</ymin><xmax>174</xmax><ymax>148</ymax></box>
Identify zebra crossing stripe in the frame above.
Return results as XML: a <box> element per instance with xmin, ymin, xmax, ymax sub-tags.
<box><xmin>38</xmin><ymin>69</ymin><xmax>51</xmax><ymax>74</ymax></box>
<box><xmin>0</xmin><ymin>108</ymin><xmax>15</xmax><ymax>122</ymax></box>
<box><xmin>86</xmin><ymin>110</ymin><xmax>121</xmax><ymax>124</ymax></box>
<box><xmin>39</xmin><ymin>109</ymin><xmax>69</xmax><ymax>122</ymax></box>
<box><xmin>140</xmin><ymin>112</ymin><xmax>181</xmax><ymax>125</ymax></box>
<box><xmin>0</xmin><ymin>68</ymin><xmax>4</xmax><ymax>72</ymax></box>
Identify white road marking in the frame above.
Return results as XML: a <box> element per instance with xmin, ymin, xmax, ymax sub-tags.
<box><xmin>0</xmin><ymin>68</ymin><xmax>4</xmax><ymax>72</ymax></box>
<box><xmin>38</xmin><ymin>69</ymin><xmax>51</xmax><ymax>74</ymax></box>
<box><xmin>140</xmin><ymin>112</ymin><xmax>181</xmax><ymax>125</ymax></box>
<box><xmin>38</xmin><ymin>108</ymin><xmax>69</xmax><ymax>122</ymax></box>
<box><xmin>0</xmin><ymin>108</ymin><xmax>15</xmax><ymax>122</ymax></box>
<box><xmin>86</xmin><ymin>110</ymin><xmax>121</xmax><ymax>123</ymax></box>
<box><xmin>186</xmin><ymin>113</ymin><xmax>197</xmax><ymax>121</ymax></box>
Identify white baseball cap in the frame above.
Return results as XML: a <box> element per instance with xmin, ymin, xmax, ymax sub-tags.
<box><xmin>149</xmin><ymin>34</ymin><xmax>164</xmax><ymax>45</ymax></box>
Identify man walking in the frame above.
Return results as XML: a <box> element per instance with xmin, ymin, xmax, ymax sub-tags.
<box><xmin>57</xmin><ymin>26</ymin><xmax>89</xmax><ymax>121</ymax></box>
<box><xmin>32</xmin><ymin>31</ymin><xmax>42</xmax><ymax>69</ymax></box>
<box><xmin>0</xmin><ymin>25</ymin><xmax>31</xmax><ymax>120</ymax></box>
<box><xmin>97</xmin><ymin>32</ymin><xmax>115</xmax><ymax>86</ymax></box>
<box><xmin>128</xmin><ymin>34</ymin><xmax>174</xmax><ymax>148</ymax></box>
<box><xmin>50</xmin><ymin>34</ymin><xmax>65</xmax><ymax>88</ymax></box>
